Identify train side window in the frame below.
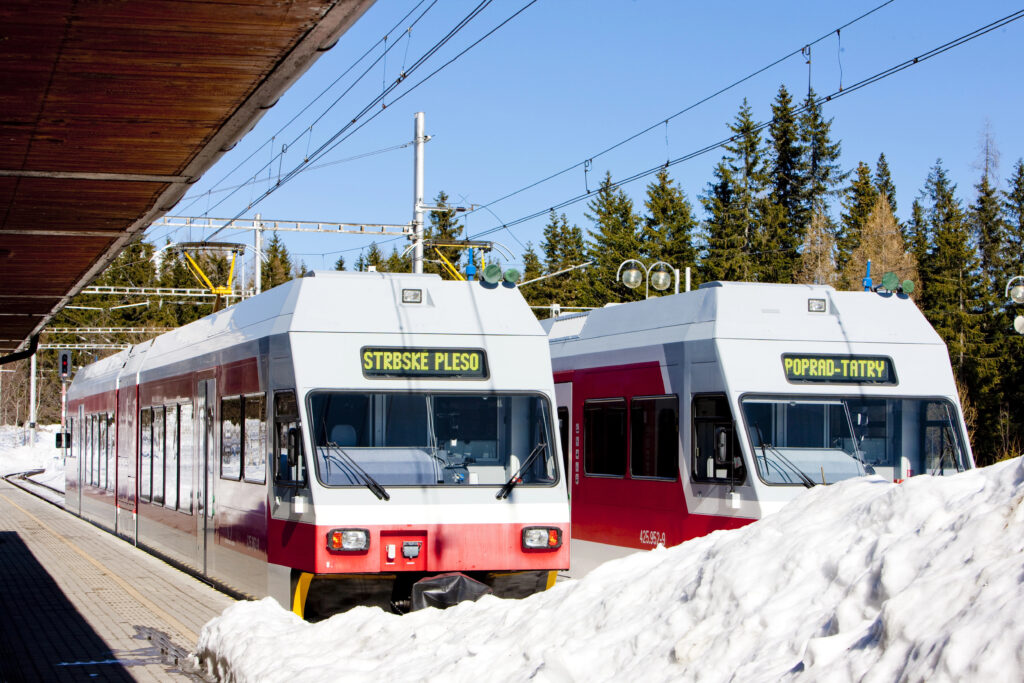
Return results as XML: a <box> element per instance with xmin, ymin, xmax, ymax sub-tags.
<box><xmin>631</xmin><ymin>395</ymin><xmax>679</xmax><ymax>479</ymax></box>
<box><xmin>153</xmin><ymin>406</ymin><xmax>165</xmax><ymax>505</ymax></box>
<box><xmin>166</xmin><ymin>405</ymin><xmax>179</xmax><ymax>509</ymax></box>
<box><xmin>86</xmin><ymin>415</ymin><xmax>93</xmax><ymax>486</ymax></box>
<box><xmin>179</xmin><ymin>403</ymin><xmax>194</xmax><ymax>514</ymax></box>
<box><xmin>244</xmin><ymin>394</ymin><xmax>267</xmax><ymax>484</ymax></box>
<box><xmin>221</xmin><ymin>396</ymin><xmax>243</xmax><ymax>480</ymax></box>
<box><xmin>274</xmin><ymin>391</ymin><xmax>306</xmax><ymax>486</ymax></box>
<box><xmin>583</xmin><ymin>399</ymin><xmax>627</xmax><ymax>477</ymax></box>
<box><xmin>692</xmin><ymin>395</ymin><xmax>746</xmax><ymax>484</ymax></box>
<box><xmin>140</xmin><ymin>408</ymin><xmax>152</xmax><ymax>501</ymax></box>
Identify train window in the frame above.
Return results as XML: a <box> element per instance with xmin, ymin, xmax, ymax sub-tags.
<box><xmin>153</xmin><ymin>406</ymin><xmax>165</xmax><ymax>505</ymax></box>
<box><xmin>86</xmin><ymin>415</ymin><xmax>93</xmax><ymax>486</ymax></box>
<box><xmin>99</xmin><ymin>415</ymin><xmax>107</xmax><ymax>489</ymax></box>
<box><xmin>274</xmin><ymin>391</ymin><xmax>307</xmax><ymax>486</ymax></box>
<box><xmin>244</xmin><ymin>394</ymin><xmax>267</xmax><ymax>483</ymax></box>
<box><xmin>308</xmin><ymin>392</ymin><xmax>557</xmax><ymax>488</ymax></box>
<box><xmin>692</xmin><ymin>395</ymin><xmax>746</xmax><ymax>484</ymax></box>
<box><xmin>630</xmin><ymin>395</ymin><xmax>679</xmax><ymax>479</ymax></box>
<box><xmin>140</xmin><ymin>408</ymin><xmax>152</xmax><ymax>500</ymax></box>
<box><xmin>179</xmin><ymin>403</ymin><xmax>194</xmax><ymax>514</ymax></box>
<box><xmin>221</xmin><ymin>397</ymin><xmax>243</xmax><ymax>480</ymax></box>
<box><xmin>583</xmin><ymin>399</ymin><xmax>627</xmax><ymax>477</ymax></box>
<box><xmin>166</xmin><ymin>405</ymin><xmax>179</xmax><ymax>509</ymax></box>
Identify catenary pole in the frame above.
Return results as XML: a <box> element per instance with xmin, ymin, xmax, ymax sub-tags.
<box><xmin>413</xmin><ymin>112</ymin><xmax>425</xmax><ymax>274</ymax></box>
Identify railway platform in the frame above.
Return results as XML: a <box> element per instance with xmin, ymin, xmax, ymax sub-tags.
<box><xmin>0</xmin><ymin>478</ymin><xmax>235</xmax><ymax>681</ymax></box>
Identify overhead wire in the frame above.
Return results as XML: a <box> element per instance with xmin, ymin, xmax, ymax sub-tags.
<box><xmin>202</xmin><ymin>0</ymin><xmax>539</xmax><ymax>245</ymax></box>
<box><xmin>468</xmin><ymin>7</ymin><xmax>1024</xmax><ymax>242</ymax></box>
<box><xmin>461</xmin><ymin>0</ymin><xmax>900</xmax><ymax>222</ymax></box>
<box><xmin>174</xmin><ymin>0</ymin><xmax>436</xmax><ymax>217</ymax></box>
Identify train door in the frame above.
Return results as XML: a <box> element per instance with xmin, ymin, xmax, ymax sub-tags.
<box><xmin>195</xmin><ymin>378</ymin><xmax>216</xmax><ymax>575</ymax></box>
<box><xmin>554</xmin><ymin>382</ymin><xmax>573</xmax><ymax>496</ymax></box>
<box><xmin>116</xmin><ymin>386</ymin><xmax>138</xmax><ymax>543</ymax></box>
<box><xmin>72</xmin><ymin>405</ymin><xmax>84</xmax><ymax>515</ymax></box>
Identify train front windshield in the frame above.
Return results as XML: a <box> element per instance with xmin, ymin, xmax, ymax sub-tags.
<box><xmin>741</xmin><ymin>396</ymin><xmax>970</xmax><ymax>486</ymax></box>
<box><xmin>308</xmin><ymin>392</ymin><xmax>558</xmax><ymax>488</ymax></box>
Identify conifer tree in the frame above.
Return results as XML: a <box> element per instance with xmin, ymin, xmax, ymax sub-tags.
<box><xmin>999</xmin><ymin>159</ymin><xmax>1024</xmax><ymax>459</ymax></box>
<box><xmin>333</xmin><ymin>255</ymin><xmax>346</xmax><ymax>271</ymax></box>
<box><xmin>874</xmin><ymin>153</ymin><xmax>897</xmax><ymax>215</ymax></box>
<box><xmin>261</xmin><ymin>232</ymin><xmax>294</xmax><ymax>289</ymax></box>
<box><xmin>518</xmin><ymin>243</ymin><xmax>546</xmax><ymax>309</ymax></box>
<box><xmin>800</xmin><ymin>87</ymin><xmax>844</xmax><ymax>214</ymax></box>
<box><xmin>763</xmin><ymin>85</ymin><xmax>807</xmax><ymax>282</ymax></box>
<box><xmin>361</xmin><ymin>243</ymin><xmax>384</xmax><ymax>271</ymax></box>
<box><xmin>384</xmin><ymin>247</ymin><xmax>409</xmax><ymax>273</ymax></box>
<box><xmin>424</xmin><ymin>191</ymin><xmax>463</xmax><ymax>278</ymax></box>
<box><xmin>968</xmin><ymin>168</ymin><xmax>1008</xmax><ymax>464</ymax></box>
<box><xmin>843</xmin><ymin>194</ymin><xmax>918</xmax><ymax>293</ymax></box>
<box><xmin>540</xmin><ymin>211</ymin><xmax>588</xmax><ymax>307</ymax></box>
<box><xmin>642</xmin><ymin>169</ymin><xmax>698</xmax><ymax>280</ymax></box>
<box><xmin>701</xmin><ymin>160</ymin><xmax>752</xmax><ymax>282</ymax></box>
<box><xmin>918</xmin><ymin>161</ymin><xmax>983</xmax><ymax>379</ymax></box>
<box><xmin>584</xmin><ymin>172</ymin><xmax>643</xmax><ymax>305</ymax></box>
<box><xmin>794</xmin><ymin>210</ymin><xmax>838</xmax><ymax>286</ymax></box>
<box><xmin>838</xmin><ymin>162</ymin><xmax>878</xmax><ymax>287</ymax></box>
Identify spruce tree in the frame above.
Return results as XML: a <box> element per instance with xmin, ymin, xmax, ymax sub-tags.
<box><xmin>968</xmin><ymin>169</ymin><xmax>1008</xmax><ymax>464</ymax></box>
<box><xmin>333</xmin><ymin>255</ymin><xmax>346</xmax><ymax>271</ymax></box>
<box><xmin>642</xmin><ymin>169</ymin><xmax>698</xmax><ymax>281</ymax></box>
<box><xmin>584</xmin><ymin>172</ymin><xmax>643</xmax><ymax>305</ymax></box>
<box><xmin>918</xmin><ymin>161</ymin><xmax>983</xmax><ymax>379</ymax></box>
<box><xmin>700</xmin><ymin>160</ymin><xmax>752</xmax><ymax>282</ymax></box>
<box><xmin>999</xmin><ymin>159</ymin><xmax>1024</xmax><ymax>460</ymax></box>
<box><xmin>384</xmin><ymin>247</ymin><xmax>409</xmax><ymax>273</ymax></box>
<box><xmin>261</xmin><ymin>232</ymin><xmax>294</xmax><ymax>289</ymax></box>
<box><xmin>518</xmin><ymin>243</ymin><xmax>546</xmax><ymax>309</ymax></box>
<box><xmin>540</xmin><ymin>210</ymin><xmax>588</xmax><ymax>307</ymax></box>
<box><xmin>1003</xmin><ymin>159</ymin><xmax>1024</xmax><ymax>277</ymax></box>
<box><xmin>424</xmin><ymin>190</ymin><xmax>463</xmax><ymax>278</ymax></box>
<box><xmin>838</xmin><ymin>162</ymin><xmax>878</xmax><ymax>287</ymax></box>
<box><xmin>363</xmin><ymin>243</ymin><xmax>384</xmax><ymax>271</ymax></box>
<box><xmin>874</xmin><ymin>153</ymin><xmax>898</xmax><ymax>215</ymax></box>
<box><xmin>800</xmin><ymin>87</ymin><xmax>844</xmax><ymax>214</ymax></box>
<box><xmin>764</xmin><ymin>85</ymin><xmax>807</xmax><ymax>282</ymax></box>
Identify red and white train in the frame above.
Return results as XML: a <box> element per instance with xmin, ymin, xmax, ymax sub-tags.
<box><xmin>544</xmin><ymin>281</ymin><xmax>974</xmax><ymax>576</ymax></box>
<box><xmin>66</xmin><ymin>271</ymin><xmax>569</xmax><ymax>618</ymax></box>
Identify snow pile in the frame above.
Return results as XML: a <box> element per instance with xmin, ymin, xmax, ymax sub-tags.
<box><xmin>195</xmin><ymin>458</ymin><xmax>1024</xmax><ymax>682</ymax></box>
<box><xmin>0</xmin><ymin>424</ymin><xmax>65</xmax><ymax>490</ymax></box>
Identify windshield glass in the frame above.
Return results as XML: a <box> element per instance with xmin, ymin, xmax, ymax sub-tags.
<box><xmin>741</xmin><ymin>396</ymin><xmax>970</xmax><ymax>486</ymax></box>
<box><xmin>308</xmin><ymin>392</ymin><xmax>558</xmax><ymax>488</ymax></box>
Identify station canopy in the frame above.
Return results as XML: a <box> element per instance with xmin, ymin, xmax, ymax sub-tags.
<box><xmin>0</xmin><ymin>0</ymin><xmax>375</xmax><ymax>358</ymax></box>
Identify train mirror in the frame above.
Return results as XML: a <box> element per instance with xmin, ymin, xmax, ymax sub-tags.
<box><xmin>714</xmin><ymin>427</ymin><xmax>729</xmax><ymax>465</ymax></box>
<box><xmin>287</xmin><ymin>427</ymin><xmax>300</xmax><ymax>468</ymax></box>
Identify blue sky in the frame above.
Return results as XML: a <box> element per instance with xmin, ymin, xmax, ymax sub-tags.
<box><xmin>152</xmin><ymin>0</ymin><xmax>1024</xmax><ymax>275</ymax></box>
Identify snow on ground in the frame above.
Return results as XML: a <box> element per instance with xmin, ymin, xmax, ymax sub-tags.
<box><xmin>0</xmin><ymin>424</ymin><xmax>65</xmax><ymax>491</ymax></box>
<box><xmin>195</xmin><ymin>458</ymin><xmax>1024</xmax><ymax>683</ymax></box>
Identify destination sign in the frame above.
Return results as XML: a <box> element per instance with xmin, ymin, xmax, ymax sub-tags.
<box><xmin>361</xmin><ymin>347</ymin><xmax>488</xmax><ymax>379</ymax></box>
<box><xmin>782</xmin><ymin>354</ymin><xmax>896</xmax><ymax>384</ymax></box>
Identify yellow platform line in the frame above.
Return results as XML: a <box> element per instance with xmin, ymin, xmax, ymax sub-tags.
<box><xmin>0</xmin><ymin>493</ymin><xmax>199</xmax><ymax>644</ymax></box>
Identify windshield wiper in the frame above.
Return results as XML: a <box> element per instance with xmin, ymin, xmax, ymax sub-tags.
<box><xmin>324</xmin><ymin>443</ymin><xmax>390</xmax><ymax>501</ymax></box>
<box><xmin>496</xmin><ymin>442</ymin><xmax>547</xmax><ymax>500</ymax></box>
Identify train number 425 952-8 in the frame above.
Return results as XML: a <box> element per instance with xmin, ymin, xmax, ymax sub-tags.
<box><xmin>639</xmin><ymin>529</ymin><xmax>666</xmax><ymax>546</ymax></box>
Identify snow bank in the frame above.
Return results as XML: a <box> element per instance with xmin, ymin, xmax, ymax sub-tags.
<box><xmin>0</xmin><ymin>424</ymin><xmax>65</xmax><ymax>490</ymax></box>
<box><xmin>195</xmin><ymin>458</ymin><xmax>1024</xmax><ymax>682</ymax></box>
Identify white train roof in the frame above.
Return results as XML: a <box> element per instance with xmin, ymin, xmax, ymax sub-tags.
<box><xmin>542</xmin><ymin>281</ymin><xmax>943</xmax><ymax>349</ymax></box>
<box><xmin>69</xmin><ymin>272</ymin><xmax>542</xmax><ymax>396</ymax></box>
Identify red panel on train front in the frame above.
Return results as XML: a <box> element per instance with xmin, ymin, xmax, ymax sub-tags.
<box><xmin>266</xmin><ymin>519</ymin><xmax>569</xmax><ymax>574</ymax></box>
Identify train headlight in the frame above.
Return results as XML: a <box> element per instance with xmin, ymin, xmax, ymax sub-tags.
<box><xmin>327</xmin><ymin>528</ymin><xmax>370</xmax><ymax>552</ymax></box>
<box><xmin>522</xmin><ymin>526</ymin><xmax>562</xmax><ymax>550</ymax></box>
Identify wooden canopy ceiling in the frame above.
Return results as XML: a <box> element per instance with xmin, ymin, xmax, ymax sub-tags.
<box><xmin>0</xmin><ymin>0</ymin><xmax>375</xmax><ymax>357</ymax></box>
